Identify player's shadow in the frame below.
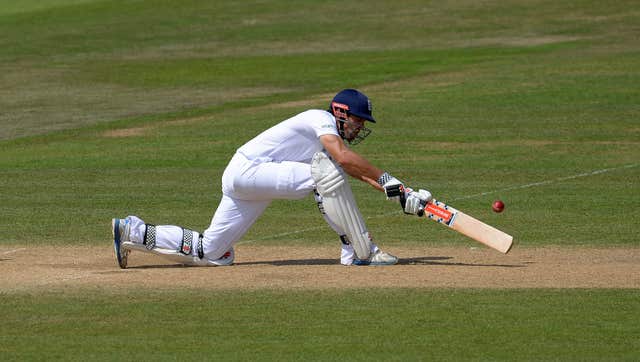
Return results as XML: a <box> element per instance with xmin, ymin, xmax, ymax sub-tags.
<box><xmin>237</xmin><ymin>255</ymin><xmax>523</xmax><ymax>268</ymax></box>
<box><xmin>125</xmin><ymin>258</ymin><xmax>340</xmax><ymax>268</ymax></box>
<box><xmin>122</xmin><ymin>259</ymin><xmax>338</xmax><ymax>269</ymax></box>
<box><xmin>236</xmin><ymin>256</ymin><xmax>452</xmax><ymax>266</ymax></box>
<box><xmin>126</xmin><ymin>264</ymin><xmax>202</xmax><ymax>269</ymax></box>
<box><xmin>235</xmin><ymin>258</ymin><xmax>337</xmax><ymax>266</ymax></box>
<box><xmin>123</xmin><ymin>256</ymin><xmax>524</xmax><ymax>268</ymax></box>
<box><xmin>402</xmin><ymin>256</ymin><xmax>525</xmax><ymax>268</ymax></box>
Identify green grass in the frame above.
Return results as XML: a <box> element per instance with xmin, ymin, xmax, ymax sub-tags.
<box><xmin>1</xmin><ymin>289</ymin><xmax>639</xmax><ymax>361</ymax></box>
<box><xmin>1</xmin><ymin>1</ymin><xmax>639</xmax><ymax>360</ymax></box>
<box><xmin>1</xmin><ymin>0</ymin><xmax>639</xmax><ymax>246</ymax></box>
<box><xmin>2</xmin><ymin>39</ymin><xmax>638</xmax><ymax>246</ymax></box>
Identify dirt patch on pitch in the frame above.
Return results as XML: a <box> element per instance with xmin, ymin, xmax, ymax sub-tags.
<box><xmin>1</xmin><ymin>245</ymin><xmax>638</xmax><ymax>293</ymax></box>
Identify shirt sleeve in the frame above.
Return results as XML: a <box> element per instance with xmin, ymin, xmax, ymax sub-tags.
<box><xmin>309</xmin><ymin>110</ymin><xmax>339</xmax><ymax>138</ymax></box>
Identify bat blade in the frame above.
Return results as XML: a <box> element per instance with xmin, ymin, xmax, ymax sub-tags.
<box><xmin>421</xmin><ymin>199</ymin><xmax>514</xmax><ymax>253</ymax></box>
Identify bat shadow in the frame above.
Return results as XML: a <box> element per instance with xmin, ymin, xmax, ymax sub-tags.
<box><xmin>402</xmin><ymin>255</ymin><xmax>525</xmax><ymax>268</ymax></box>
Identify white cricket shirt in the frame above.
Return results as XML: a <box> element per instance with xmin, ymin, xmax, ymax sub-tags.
<box><xmin>236</xmin><ymin>109</ymin><xmax>339</xmax><ymax>164</ymax></box>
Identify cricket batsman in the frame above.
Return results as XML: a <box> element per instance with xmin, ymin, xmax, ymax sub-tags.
<box><xmin>112</xmin><ymin>89</ymin><xmax>432</xmax><ymax>267</ymax></box>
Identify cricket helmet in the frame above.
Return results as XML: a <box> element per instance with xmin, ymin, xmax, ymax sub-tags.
<box><xmin>329</xmin><ymin>89</ymin><xmax>375</xmax><ymax>123</ymax></box>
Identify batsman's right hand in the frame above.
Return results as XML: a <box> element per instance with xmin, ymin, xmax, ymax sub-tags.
<box><xmin>404</xmin><ymin>189</ymin><xmax>432</xmax><ymax>215</ymax></box>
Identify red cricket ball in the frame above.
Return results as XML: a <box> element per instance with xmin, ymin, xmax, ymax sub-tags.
<box><xmin>492</xmin><ymin>200</ymin><xmax>505</xmax><ymax>213</ymax></box>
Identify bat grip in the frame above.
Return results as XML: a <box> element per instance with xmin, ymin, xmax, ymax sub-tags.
<box><xmin>416</xmin><ymin>199</ymin><xmax>429</xmax><ymax>217</ymax></box>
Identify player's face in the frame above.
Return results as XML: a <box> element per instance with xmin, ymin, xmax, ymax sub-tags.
<box><xmin>343</xmin><ymin>115</ymin><xmax>366</xmax><ymax>141</ymax></box>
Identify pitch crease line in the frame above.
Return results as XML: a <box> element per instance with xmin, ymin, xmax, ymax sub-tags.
<box><xmin>455</xmin><ymin>163</ymin><xmax>639</xmax><ymax>201</ymax></box>
<box><xmin>238</xmin><ymin>163</ymin><xmax>638</xmax><ymax>243</ymax></box>
<box><xmin>1</xmin><ymin>248</ymin><xmax>26</xmax><ymax>255</ymax></box>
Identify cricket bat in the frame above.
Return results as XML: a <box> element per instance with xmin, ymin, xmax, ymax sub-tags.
<box><xmin>418</xmin><ymin>199</ymin><xmax>514</xmax><ymax>253</ymax></box>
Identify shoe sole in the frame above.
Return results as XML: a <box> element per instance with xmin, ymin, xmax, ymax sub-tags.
<box><xmin>352</xmin><ymin>259</ymin><xmax>371</xmax><ymax>266</ymax></box>
<box><xmin>211</xmin><ymin>250</ymin><xmax>234</xmax><ymax>266</ymax></box>
<box><xmin>352</xmin><ymin>258</ymin><xmax>398</xmax><ymax>266</ymax></box>
<box><xmin>369</xmin><ymin>260</ymin><xmax>398</xmax><ymax>266</ymax></box>
<box><xmin>112</xmin><ymin>219</ymin><xmax>128</xmax><ymax>269</ymax></box>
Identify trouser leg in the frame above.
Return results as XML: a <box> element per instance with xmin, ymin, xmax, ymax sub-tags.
<box><xmin>201</xmin><ymin>194</ymin><xmax>271</xmax><ymax>260</ymax></box>
<box><xmin>202</xmin><ymin>154</ymin><xmax>312</xmax><ymax>259</ymax></box>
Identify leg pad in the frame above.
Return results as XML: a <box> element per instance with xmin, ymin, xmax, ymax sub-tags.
<box><xmin>311</xmin><ymin>152</ymin><xmax>372</xmax><ymax>260</ymax></box>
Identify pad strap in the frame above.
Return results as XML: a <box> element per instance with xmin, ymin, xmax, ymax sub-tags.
<box><xmin>179</xmin><ymin>228</ymin><xmax>194</xmax><ymax>255</ymax></box>
<box><xmin>143</xmin><ymin>224</ymin><xmax>156</xmax><ymax>250</ymax></box>
<box><xmin>197</xmin><ymin>234</ymin><xmax>204</xmax><ymax>259</ymax></box>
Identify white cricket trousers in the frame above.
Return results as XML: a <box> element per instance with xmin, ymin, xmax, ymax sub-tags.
<box><xmin>128</xmin><ymin>152</ymin><xmax>316</xmax><ymax>261</ymax></box>
<box><xmin>204</xmin><ymin>152</ymin><xmax>317</xmax><ymax>258</ymax></box>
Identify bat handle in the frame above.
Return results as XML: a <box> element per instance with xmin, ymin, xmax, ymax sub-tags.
<box><xmin>416</xmin><ymin>199</ymin><xmax>429</xmax><ymax>217</ymax></box>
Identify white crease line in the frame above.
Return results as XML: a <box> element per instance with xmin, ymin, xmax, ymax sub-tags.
<box><xmin>1</xmin><ymin>248</ymin><xmax>26</xmax><ymax>255</ymax></box>
<box><xmin>34</xmin><ymin>273</ymin><xmax>94</xmax><ymax>288</ymax></box>
<box><xmin>238</xmin><ymin>163</ymin><xmax>639</xmax><ymax>243</ymax></box>
<box><xmin>454</xmin><ymin>163</ymin><xmax>639</xmax><ymax>201</ymax></box>
<box><xmin>60</xmin><ymin>274</ymin><xmax>93</xmax><ymax>283</ymax></box>
<box><xmin>238</xmin><ymin>226</ymin><xmax>326</xmax><ymax>244</ymax></box>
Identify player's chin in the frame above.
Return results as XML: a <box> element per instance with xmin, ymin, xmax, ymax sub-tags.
<box><xmin>346</xmin><ymin>132</ymin><xmax>360</xmax><ymax>142</ymax></box>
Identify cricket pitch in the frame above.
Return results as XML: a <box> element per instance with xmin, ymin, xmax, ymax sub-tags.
<box><xmin>1</xmin><ymin>245</ymin><xmax>638</xmax><ymax>292</ymax></box>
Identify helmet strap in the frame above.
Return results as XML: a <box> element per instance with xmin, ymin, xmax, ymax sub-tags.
<box><xmin>347</xmin><ymin>124</ymin><xmax>371</xmax><ymax>146</ymax></box>
<box><xmin>336</xmin><ymin>118</ymin><xmax>371</xmax><ymax>146</ymax></box>
<box><xmin>331</xmin><ymin>102</ymin><xmax>350</xmax><ymax>141</ymax></box>
<box><xmin>337</xmin><ymin>119</ymin><xmax>347</xmax><ymax>140</ymax></box>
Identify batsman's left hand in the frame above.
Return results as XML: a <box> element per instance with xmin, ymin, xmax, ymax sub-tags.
<box><xmin>404</xmin><ymin>189</ymin><xmax>432</xmax><ymax>215</ymax></box>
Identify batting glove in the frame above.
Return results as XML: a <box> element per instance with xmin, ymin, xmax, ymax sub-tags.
<box><xmin>378</xmin><ymin>172</ymin><xmax>408</xmax><ymax>201</ymax></box>
<box><xmin>404</xmin><ymin>189</ymin><xmax>433</xmax><ymax>215</ymax></box>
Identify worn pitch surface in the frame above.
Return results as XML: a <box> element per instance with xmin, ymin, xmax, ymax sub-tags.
<box><xmin>2</xmin><ymin>245</ymin><xmax>637</xmax><ymax>292</ymax></box>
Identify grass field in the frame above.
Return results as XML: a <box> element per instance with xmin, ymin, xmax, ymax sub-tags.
<box><xmin>1</xmin><ymin>0</ymin><xmax>639</xmax><ymax>360</ymax></box>
<box><xmin>3</xmin><ymin>289</ymin><xmax>639</xmax><ymax>360</ymax></box>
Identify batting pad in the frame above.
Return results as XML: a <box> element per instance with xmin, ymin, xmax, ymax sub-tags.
<box><xmin>311</xmin><ymin>152</ymin><xmax>372</xmax><ymax>260</ymax></box>
<box><xmin>122</xmin><ymin>227</ymin><xmax>230</xmax><ymax>266</ymax></box>
<box><xmin>122</xmin><ymin>241</ymin><xmax>233</xmax><ymax>266</ymax></box>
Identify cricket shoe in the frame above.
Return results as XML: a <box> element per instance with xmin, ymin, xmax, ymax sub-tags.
<box><xmin>210</xmin><ymin>248</ymin><xmax>234</xmax><ymax>266</ymax></box>
<box><xmin>112</xmin><ymin>218</ymin><xmax>131</xmax><ymax>269</ymax></box>
<box><xmin>352</xmin><ymin>249</ymin><xmax>398</xmax><ymax>266</ymax></box>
